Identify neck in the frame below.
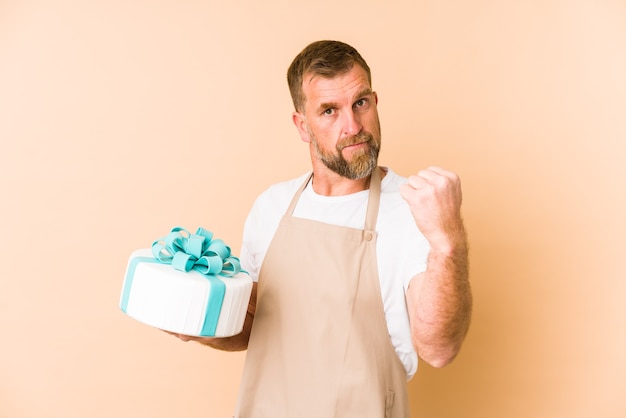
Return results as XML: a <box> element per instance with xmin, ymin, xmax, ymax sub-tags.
<box><xmin>310</xmin><ymin>164</ymin><xmax>374</xmax><ymax>196</ymax></box>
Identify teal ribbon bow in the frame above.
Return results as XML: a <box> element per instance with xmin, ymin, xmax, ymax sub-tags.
<box><xmin>151</xmin><ymin>227</ymin><xmax>242</xmax><ymax>277</ymax></box>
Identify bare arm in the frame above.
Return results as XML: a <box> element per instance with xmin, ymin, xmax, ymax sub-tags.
<box><xmin>166</xmin><ymin>281</ymin><xmax>257</xmax><ymax>351</ymax></box>
<box><xmin>400</xmin><ymin>167</ymin><xmax>472</xmax><ymax>368</ymax></box>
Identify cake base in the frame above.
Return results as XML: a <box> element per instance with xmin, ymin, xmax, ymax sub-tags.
<box><xmin>120</xmin><ymin>249</ymin><xmax>253</xmax><ymax>337</ymax></box>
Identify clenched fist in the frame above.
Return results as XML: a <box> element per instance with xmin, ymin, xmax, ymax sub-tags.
<box><xmin>399</xmin><ymin>166</ymin><xmax>466</xmax><ymax>253</ymax></box>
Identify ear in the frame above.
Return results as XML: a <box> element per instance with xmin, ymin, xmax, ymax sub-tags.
<box><xmin>373</xmin><ymin>91</ymin><xmax>379</xmax><ymax>105</ymax></box>
<box><xmin>292</xmin><ymin>111</ymin><xmax>311</xmax><ymax>143</ymax></box>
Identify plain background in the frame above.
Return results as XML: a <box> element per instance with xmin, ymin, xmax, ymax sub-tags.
<box><xmin>1</xmin><ymin>1</ymin><xmax>625</xmax><ymax>417</ymax></box>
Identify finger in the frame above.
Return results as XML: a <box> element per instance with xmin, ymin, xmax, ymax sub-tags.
<box><xmin>399</xmin><ymin>183</ymin><xmax>423</xmax><ymax>206</ymax></box>
<box><xmin>420</xmin><ymin>167</ymin><xmax>451</xmax><ymax>182</ymax></box>
<box><xmin>406</xmin><ymin>174</ymin><xmax>428</xmax><ymax>189</ymax></box>
<box><xmin>426</xmin><ymin>166</ymin><xmax>450</xmax><ymax>176</ymax></box>
<box><xmin>417</xmin><ymin>169</ymin><xmax>437</xmax><ymax>184</ymax></box>
<box><xmin>399</xmin><ymin>183</ymin><xmax>413</xmax><ymax>199</ymax></box>
<box><xmin>408</xmin><ymin>167</ymin><xmax>459</xmax><ymax>189</ymax></box>
<box><xmin>163</xmin><ymin>330</ymin><xmax>192</xmax><ymax>342</ymax></box>
<box><xmin>427</xmin><ymin>166</ymin><xmax>460</xmax><ymax>183</ymax></box>
<box><xmin>420</xmin><ymin>168</ymin><xmax>462</xmax><ymax>194</ymax></box>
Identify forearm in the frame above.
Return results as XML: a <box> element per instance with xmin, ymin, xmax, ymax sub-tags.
<box><xmin>407</xmin><ymin>229</ymin><xmax>472</xmax><ymax>367</ymax></box>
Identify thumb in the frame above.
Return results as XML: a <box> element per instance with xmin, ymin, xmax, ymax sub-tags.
<box><xmin>399</xmin><ymin>183</ymin><xmax>413</xmax><ymax>202</ymax></box>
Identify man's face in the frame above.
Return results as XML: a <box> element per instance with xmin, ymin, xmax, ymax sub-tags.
<box><xmin>295</xmin><ymin>65</ymin><xmax>381</xmax><ymax>180</ymax></box>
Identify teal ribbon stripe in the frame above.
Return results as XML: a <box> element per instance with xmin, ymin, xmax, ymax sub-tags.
<box><xmin>121</xmin><ymin>227</ymin><xmax>245</xmax><ymax>336</ymax></box>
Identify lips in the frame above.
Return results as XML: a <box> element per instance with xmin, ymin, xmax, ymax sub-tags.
<box><xmin>338</xmin><ymin>133</ymin><xmax>372</xmax><ymax>150</ymax></box>
<box><xmin>342</xmin><ymin>142</ymin><xmax>367</xmax><ymax>150</ymax></box>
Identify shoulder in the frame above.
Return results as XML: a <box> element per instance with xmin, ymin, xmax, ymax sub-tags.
<box><xmin>242</xmin><ymin>172</ymin><xmax>311</xmax><ymax>277</ymax></box>
<box><xmin>379</xmin><ymin>167</ymin><xmax>410</xmax><ymax>209</ymax></box>
<box><xmin>245</xmin><ymin>172</ymin><xmax>311</xmax><ymax>230</ymax></box>
<box><xmin>378</xmin><ymin>167</ymin><xmax>418</xmax><ymax>228</ymax></box>
<box><xmin>250</xmin><ymin>172</ymin><xmax>311</xmax><ymax>215</ymax></box>
<box><xmin>377</xmin><ymin>167</ymin><xmax>430</xmax><ymax>287</ymax></box>
<box><xmin>380</xmin><ymin>167</ymin><xmax>408</xmax><ymax>192</ymax></box>
<box><xmin>378</xmin><ymin>166</ymin><xmax>428</xmax><ymax>252</ymax></box>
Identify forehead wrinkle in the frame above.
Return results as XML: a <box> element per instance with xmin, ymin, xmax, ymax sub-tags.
<box><xmin>315</xmin><ymin>86</ymin><xmax>373</xmax><ymax>112</ymax></box>
<box><xmin>310</xmin><ymin>80</ymin><xmax>373</xmax><ymax>109</ymax></box>
<box><xmin>302</xmin><ymin>67</ymin><xmax>372</xmax><ymax>114</ymax></box>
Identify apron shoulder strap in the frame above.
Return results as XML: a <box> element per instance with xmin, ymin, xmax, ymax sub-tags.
<box><xmin>285</xmin><ymin>172</ymin><xmax>313</xmax><ymax>216</ymax></box>
<box><xmin>364</xmin><ymin>167</ymin><xmax>382</xmax><ymax>231</ymax></box>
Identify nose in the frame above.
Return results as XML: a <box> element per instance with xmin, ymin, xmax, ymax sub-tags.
<box><xmin>342</xmin><ymin>109</ymin><xmax>362</xmax><ymax>137</ymax></box>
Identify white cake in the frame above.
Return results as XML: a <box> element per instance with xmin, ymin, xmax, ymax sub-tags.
<box><xmin>119</xmin><ymin>228</ymin><xmax>253</xmax><ymax>338</ymax></box>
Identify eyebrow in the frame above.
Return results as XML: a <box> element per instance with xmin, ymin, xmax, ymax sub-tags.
<box><xmin>315</xmin><ymin>87</ymin><xmax>374</xmax><ymax>113</ymax></box>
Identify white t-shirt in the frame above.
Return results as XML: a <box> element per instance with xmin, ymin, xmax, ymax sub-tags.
<box><xmin>240</xmin><ymin>167</ymin><xmax>430</xmax><ymax>379</ymax></box>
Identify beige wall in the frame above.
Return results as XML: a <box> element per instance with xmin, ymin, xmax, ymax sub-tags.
<box><xmin>1</xmin><ymin>1</ymin><xmax>625</xmax><ymax>417</ymax></box>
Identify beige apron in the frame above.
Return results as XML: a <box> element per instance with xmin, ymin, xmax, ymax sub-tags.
<box><xmin>235</xmin><ymin>167</ymin><xmax>410</xmax><ymax>418</ymax></box>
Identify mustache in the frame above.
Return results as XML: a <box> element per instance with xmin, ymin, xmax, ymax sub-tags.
<box><xmin>337</xmin><ymin>132</ymin><xmax>375</xmax><ymax>150</ymax></box>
